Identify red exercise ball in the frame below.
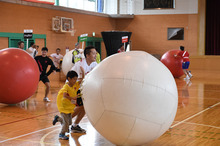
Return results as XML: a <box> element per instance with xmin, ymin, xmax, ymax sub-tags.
<box><xmin>0</xmin><ymin>48</ymin><xmax>40</xmax><ymax>104</ymax></box>
<box><xmin>160</xmin><ymin>50</ymin><xmax>184</xmax><ymax>78</ymax></box>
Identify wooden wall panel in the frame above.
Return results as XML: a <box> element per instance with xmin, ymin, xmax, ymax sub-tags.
<box><xmin>0</xmin><ymin>1</ymin><xmax>115</xmax><ymax>57</ymax></box>
<box><xmin>115</xmin><ymin>14</ymin><xmax>198</xmax><ymax>57</ymax></box>
<box><xmin>1</xmin><ymin>1</ymin><xmax>206</xmax><ymax>69</ymax></box>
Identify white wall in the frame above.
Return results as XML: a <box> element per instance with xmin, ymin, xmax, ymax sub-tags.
<box><xmin>119</xmin><ymin>0</ymin><xmax>198</xmax><ymax>15</ymax></box>
<box><xmin>104</xmin><ymin>0</ymin><xmax>118</xmax><ymax>14</ymax></box>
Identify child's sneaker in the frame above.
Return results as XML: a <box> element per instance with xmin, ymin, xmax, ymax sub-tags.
<box><xmin>59</xmin><ymin>134</ymin><xmax>69</xmax><ymax>140</ymax></box>
<box><xmin>43</xmin><ymin>97</ymin><xmax>50</xmax><ymax>102</ymax></box>
<box><xmin>53</xmin><ymin>115</ymin><xmax>59</xmax><ymax>125</ymax></box>
<box><xmin>188</xmin><ymin>71</ymin><xmax>193</xmax><ymax>79</ymax></box>
<box><xmin>184</xmin><ymin>75</ymin><xmax>190</xmax><ymax>80</ymax></box>
<box><xmin>71</xmin><ymin>125</ymin><xmax>86</xmax><ymax>133</ymax></box>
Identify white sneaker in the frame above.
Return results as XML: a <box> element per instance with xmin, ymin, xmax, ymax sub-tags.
<box><xmin>184</xmin><ymin>75</ymin><xmax>190</xmax><ymax>80</ymax></box>
<box><xmin>188</xmin><ymin>71</ymin><xmax>193</xmax><ymax>78</ymax></box>
<box><xmin>43</xmin><ymin>97</ymin><xmax>50</xmax><ymax>102</ymax></box>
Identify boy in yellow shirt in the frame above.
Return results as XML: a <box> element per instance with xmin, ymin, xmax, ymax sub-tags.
<box><xmin>53</xmin><ymin>67</ymin><xmax>84</xmax><ymax>140</ymax></box>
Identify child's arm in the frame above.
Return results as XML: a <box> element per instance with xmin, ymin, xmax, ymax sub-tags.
<box><xmin>63</xmin><ymin>92</ymin><xmax>77</xmax><ymax>100</ymax></box>
<box><xmin>78</xmin><ymin>66</ymin><xmax>85</xmax><ymax>84</ymax></box>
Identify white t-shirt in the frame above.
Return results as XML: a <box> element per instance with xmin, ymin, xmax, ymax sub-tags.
<box><xmin>71</xmin><ymin>58</ymin><xmax>97</xmax><ymax>79</ymax></box>
<box><xmin>27</xmin><ymin>47</ymin><xmax>38</xmax><ymax>58</ymax></box>
<box><xmin>50</xmin><ymin>53</ymin><xmax>63</xmax><ymax>67</ymax></box>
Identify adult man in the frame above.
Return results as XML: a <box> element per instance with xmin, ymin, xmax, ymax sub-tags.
<box><xmin>72</xmin><ymin>42</ymin><xmax>83</xmax><ymax>64</ymax></box>
<box><xmin>18</xmin><ymin>41</ymin><xmax>24</xmax><ymax>49</ymax></box>
<box><xmin>35</xmin><ymin>47</ymin><xmax>56</xmax><ymax>102</ymax></box>
<box><xmin>26</xmin><ymin>42</ymin><xmax>38</xmax><ymax>58</ymax></box>
<box><xmin>50</xmin><ymin>48</ymin><xmax>63</xmax><ymax>72</ymax></box>
<box><xmin>70</xmin><ymin>46</ymin><xmax>97</xmax><ymax>133</ymax></box>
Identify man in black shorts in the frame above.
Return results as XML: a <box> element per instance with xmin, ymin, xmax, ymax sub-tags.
<box><xmin>35</xmin><ymin>47</ymin><xmax>56</xmax><ymax>102</ymax></box>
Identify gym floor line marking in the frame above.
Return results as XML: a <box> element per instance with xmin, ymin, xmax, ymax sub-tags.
<box><xmin>171</xmin><ymin>121</ymin><xmax>220</xmax><ymax>130</ymax></box>
<box><xmin>0</xmin><ymin>111</ymin><xmax>59</xmax><ymax>127</ymax></box>
<box><xmin>0</xmin><ymin>135</ymin><xmax>55</xmax><ymax>145</ymax></box>
<box><xmin>0</xmin><ymin>125</ymin><xmax>60</xmax><ymax>144</ymax></box>
<box><xmin>165</xmin><ymin>133</ymin><xmax>219</xmax><ymax>140</ymax></box>
<box><xmin>40</xmin><ymin>128</ymin><xmax>59</xmax><ymax>146</ymax></box>
<box><xmin>170</xmin><ymin>129</ymin><xmax>220</xmax><ymax>135</ymax></box>
<box><xmin>171</xmin><ymin>101</ymin><xmax>220</xmax><ymax>128</ymax></box>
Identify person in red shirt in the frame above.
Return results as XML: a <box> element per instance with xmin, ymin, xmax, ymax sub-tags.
<box><xmin>174</xmin><ymin>46</ymin><xmax>193</xmax><ymax>80</ymax></box>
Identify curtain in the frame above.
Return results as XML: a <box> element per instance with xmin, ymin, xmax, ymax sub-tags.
<box><xmin>101</xmin><ymin>31</ymin><xmax>132</xmax><ymax>56</ymax></box>
<box><xmin>205</xmin><ymin>0</ymin><xmax>220</xmax><ymax>55</ymax></box>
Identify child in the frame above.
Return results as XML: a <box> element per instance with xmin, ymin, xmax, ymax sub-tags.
<box><xmin>174</xmin><ymin>46</ymin><xmax>193</xmax><ymax>80</ymax></box>
<box><xmin>52</xmin><ymin>68</ymin><xmax>84</xmax><ymax>140</ymax></box>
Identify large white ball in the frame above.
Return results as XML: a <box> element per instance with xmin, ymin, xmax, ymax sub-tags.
<box><xmin>62</xmin><ymin>49</ymin><xmax>84</xmax><ymax>75</ymax></box>
<box><xmin>82</xmin><ymin>51</ymin><xmax>178</xmax><ymax>145</ymax></box>
<box><xmin>62</xmin><ymin>50</ymin><xmax>74</xmax><ymax>75</ymax></box>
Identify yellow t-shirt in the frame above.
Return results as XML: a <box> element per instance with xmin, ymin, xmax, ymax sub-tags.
<box><xmin>57</xmin><ymin>82</ymin><xmax>80</xmax><ymax>114</ymax></box>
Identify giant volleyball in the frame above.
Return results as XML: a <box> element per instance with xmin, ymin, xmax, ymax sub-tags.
<box><xmin>62</xmin><ymin>50</ymin><xmax>74</xmax><ymax>75</ymax></box>
<box><xmin>82</xmin><ymin>51</ymin><xmax>178</xmax><ymax>145</ymax></box>
<box><xmin>62</xmin><ymin>49</ymin><xmax>84</xmax><ymax>75</ymax></box>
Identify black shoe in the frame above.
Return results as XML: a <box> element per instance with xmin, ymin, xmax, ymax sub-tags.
<box><xmin>71</xmin><ymin>125</ymin><xmax>86</xmax><ymax>133</ymax></box>
<box><xmin>53</xmin><ymin>115</ymin><xmax>59</xmax><ymax>125</ymax></box>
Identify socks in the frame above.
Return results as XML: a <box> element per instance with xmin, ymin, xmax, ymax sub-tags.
<box><xmin>72</xmin><ymin>124</ymin><xmax>77</xmax><ymax>127</ymax></box>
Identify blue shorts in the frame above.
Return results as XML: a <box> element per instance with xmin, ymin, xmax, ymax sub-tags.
<box><xmin>182</xmin><ymin>61</ymin><xmax>190</xmax><ymax>69</ymax></box>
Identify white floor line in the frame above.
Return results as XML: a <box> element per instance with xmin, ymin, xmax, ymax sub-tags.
<box><xmin>0</xmin><ymin>125</ymin><xmax>60</xmax><ymax>144</ymax></box>
<box><xmin>171</xmin><ymin>101</ymin><xmax>220</xmax><ymax>129</ymax></box>
<box><xmin>40</xmin><ymin>128</ymin><xmax>59</xmax><ymax>146</ymax></box>
<box><xmin>176</xmin><ymin>121</ymin><xmax>220</xmax><ymax>129</ymax></box>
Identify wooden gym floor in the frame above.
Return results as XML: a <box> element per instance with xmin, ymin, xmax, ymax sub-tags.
<box><xmin>0</xmin><ymin>69</ymin><xmax>220</xmax><ymax>146</ymax></box>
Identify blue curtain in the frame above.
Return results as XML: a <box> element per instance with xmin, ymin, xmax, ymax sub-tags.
<box><xmin>97</xmin><ymin>0</ymin><xmax>104</xmax><ymax>13</ymax></box>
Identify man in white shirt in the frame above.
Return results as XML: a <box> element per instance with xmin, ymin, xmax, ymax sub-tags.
<box><xmin>70</xmin><ymin>46</ymin><xmax>97</xmax><ymax>133</ymax></box>
<box><xmin>26</xmin><ymin>42</ymin><xmax>38</xmax><ymax>58</ymax></box>
<box><xmin>50</xmin><ymin>48</ymin><xmax>64</xmax><ymax>72</ymax></box>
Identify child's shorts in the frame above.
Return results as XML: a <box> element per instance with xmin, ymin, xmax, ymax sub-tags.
<box><xmin>182</xmin><ymin>61</ymin><xmax>190</xmax><ymax>69</ymax></box>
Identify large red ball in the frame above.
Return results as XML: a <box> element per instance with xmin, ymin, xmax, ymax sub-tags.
<box><xmin>0</xmin><ymin>48</ymin><xmax>40</xmax><ymax>104</ymax></box>
<box><xmin>160</xmin><ymin>50</ymin><xmax>184</xmax><ymax>78</ymax></box>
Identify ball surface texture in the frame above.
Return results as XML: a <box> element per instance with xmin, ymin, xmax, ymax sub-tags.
<box><xmin>82</xmin><ymin>51</ymin><xmax>178</xmax><ymax>145</ymax></box>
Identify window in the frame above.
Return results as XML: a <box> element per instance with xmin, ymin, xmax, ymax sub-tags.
<box><xmin>56</xmin><ymin>0</ymin><xmax>117</xmax><ymax>14</ymax></box>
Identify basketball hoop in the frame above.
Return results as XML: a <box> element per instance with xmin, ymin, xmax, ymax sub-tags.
<box><xmin>52</xmin><ymin>17</ymin><xmax>60</xmax><ymax>31</ymax></box>
<box><xmin>70</xmin><ymin>29</ymin><xmax>76</xmax><ymax>36</ymax></box>
<box><xmin>52</xmin><ymin>16</ymin><xmax>75</xmax><ymax>34</ymax></box>
<box><xmin>60</xmin><ymin>17</ymin><xmax>73</xmax><ymax>32</ymax></box>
